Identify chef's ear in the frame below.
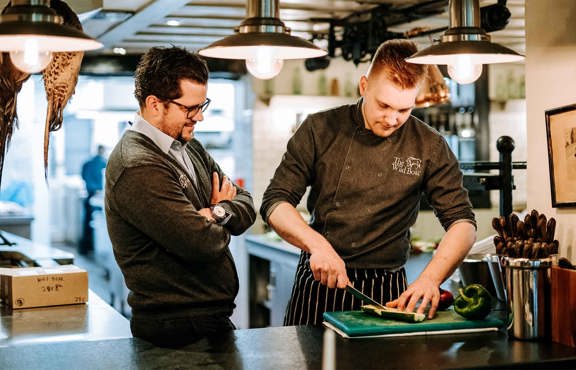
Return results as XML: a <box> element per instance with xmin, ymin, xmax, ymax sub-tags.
<box><xmin>359</xmin><ymin>75</ymin><xmax>368</xmax><ymax>97</ymax></box>
<box><xmin>144</xmin><ymin>95</ymin><xmax>163</xmax><ymax>115</ymax></box>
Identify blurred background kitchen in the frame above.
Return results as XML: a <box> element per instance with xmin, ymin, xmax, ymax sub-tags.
<box><xmin>1</xmin><ymin>0</ymin><xmax>574</xmax><ymax>331</ymax></box>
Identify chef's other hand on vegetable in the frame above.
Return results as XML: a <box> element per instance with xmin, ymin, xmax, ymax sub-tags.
<box><xmin>454</xmin><ymin>284</ymin><xmax>492</xmax><ymax>320</ymax></box>
<box><xmin>385</xmin><ymin>276</ymin><xmax>441</xmax><ymax>319</ymax></box>
<box><xmin>386</xmin><ymin>222</ymin><xmax>476</xmax><ymax>319</ymax></box>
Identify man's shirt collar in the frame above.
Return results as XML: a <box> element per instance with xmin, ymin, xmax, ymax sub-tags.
<box><xmin>131</xmin><ymin>113</ymin><xmax>180</xmax><ymax>155</ymax></box>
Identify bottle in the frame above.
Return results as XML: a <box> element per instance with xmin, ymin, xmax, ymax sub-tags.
<box><xmin>317</xmin><ymin>72</ymin><xmax>327</xmax><ymax>96</ymax></box>
<box><xmin>264</xmin><ymin>79</ymin><xmax>274</xmax><ymax>97</ymax></box>
<box><xmin>458</xmin><ymin>108</ymin><xmax>476</xmax><ymax>162</ymax></box>
<box><xmin>518</xmin><ymin>73</ymin><xmax>526</xmax><ymax>99</ymax></box>
<box><xmin>507</xmin><ymin>71</ymin><xmax>517</xmax><ymax>99</ymax></box>
<box><xmin>495</xmin><ymin>74</ymin><xmax>507</xmax><ymax>101</ymax></box>
<box><xmin>445</xmin><ymin>111</ymin><xmax>459</xmax><ymax>158</ymax></box>
<box><xmin>292</xmin><ymin>66</ymin><xmax>302</xmax><ymax>95</ymax></box>
<box><xmin>330</xmin><ymin>78</ymin><xmax>340</xmax><ymax>96</ymax></box>
<box><xmin>344</xmin><ymin>78</ymin><xmax>354</xmax><ymax>97</ymax></box>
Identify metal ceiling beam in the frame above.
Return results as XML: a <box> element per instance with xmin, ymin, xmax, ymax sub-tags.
<box><xmin>97</xmin><ymin>0</ymin><xmax>192</xmax><ymax>47</ymax></box>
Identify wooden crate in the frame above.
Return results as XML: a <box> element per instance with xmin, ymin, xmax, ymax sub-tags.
<box><xmin>550</xmin><ymin>266</ymin><xmax>576</xmax><ymax>347</ymax></box>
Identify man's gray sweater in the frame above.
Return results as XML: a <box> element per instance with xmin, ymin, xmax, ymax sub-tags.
<box><xmin>105</xmin><ymin>131</ymin><xmax>256</xmax><ymax>318</ymax></box>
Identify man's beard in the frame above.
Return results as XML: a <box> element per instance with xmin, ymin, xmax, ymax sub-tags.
<box><xmin>177</xmin><ymin>134</ymin><xmax>190</xmax><ymax>145</ymax></box>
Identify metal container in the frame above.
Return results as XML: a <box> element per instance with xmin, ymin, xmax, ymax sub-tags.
<box><xmin>484</xmin><ymin>254</ymin><xmax>507</xmax><ymax>303</ymax></box>
<box><xmin>504</xmin><ymin>257</ymin><xmax>551</xmax><ymax>340</ymax></box>
<box><xmin>458</xmin><ymin>254</ymin><xmax>503</xmax><ymax>300</ymax></box>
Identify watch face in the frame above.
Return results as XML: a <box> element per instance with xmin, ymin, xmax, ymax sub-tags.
<box><xmin>213</xmin><ymin>205</ymin><xmax>226</xmax><ymax>218</ymax></box>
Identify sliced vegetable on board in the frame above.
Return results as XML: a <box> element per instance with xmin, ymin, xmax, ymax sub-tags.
<box><xmin>361</xmin><ymin>304</ymin><xmax>426</xmax><ymax>323</ymax></box>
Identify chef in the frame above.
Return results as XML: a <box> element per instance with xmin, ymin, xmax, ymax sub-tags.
<box><xmin>260</xmin><ymin>39</ymin><xmax>476</xmax><ymax>326</ymax></box>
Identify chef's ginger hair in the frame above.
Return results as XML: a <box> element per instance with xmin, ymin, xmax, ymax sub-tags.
<box><xmin>365</xmin><ymin>39</ymin><xmax>427</xmax><ymax>89</ymax></box>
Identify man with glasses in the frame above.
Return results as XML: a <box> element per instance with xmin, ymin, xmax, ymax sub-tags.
<box><xmin>261</xmin><ymin>39</ymin><xmax>476</xmax><ymax>326</ymax></box>
<box><xmin>105</xmin><ymin>46</ymin><xmax>256</xmax><ymax>347</ymax></box>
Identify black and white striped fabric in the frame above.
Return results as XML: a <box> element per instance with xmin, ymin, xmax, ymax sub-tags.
<box><xmin>284</xmin><ymin>252</ymin><xmax>408</xmax><ymax>326</ymax></box>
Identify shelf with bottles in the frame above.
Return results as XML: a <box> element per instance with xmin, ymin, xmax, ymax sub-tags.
<box><xmin>488</xmin><ymin>63</ymin><xmax>526</xmax><ymax>104</ymax></box>
<box><xmin>413</xmin><ymin>105</ymin><xmax>478</xmax><ymax>162</ymax></box>
<box><xmin>253</xmin><ymin>58</ymin><xmax>365</xmax><ymax>104</ymax></box>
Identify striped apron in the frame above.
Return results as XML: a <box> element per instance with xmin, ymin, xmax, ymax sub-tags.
<box><xmin>284</xmin><ymin>252</ymin><xmax>408</xmax><ymax>326</ymax></box>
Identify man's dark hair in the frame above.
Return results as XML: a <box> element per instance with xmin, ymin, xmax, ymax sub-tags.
<box><xmin>134</xmin><ymin>46</ymin><xmax>209</xmax><ymax>108</ymax></box>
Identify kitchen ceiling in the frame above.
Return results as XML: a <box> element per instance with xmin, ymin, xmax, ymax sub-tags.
<box><xmin>72</xmin><ymin>0</ymin><xmax>525</xmax><ymax>69</ymax></box>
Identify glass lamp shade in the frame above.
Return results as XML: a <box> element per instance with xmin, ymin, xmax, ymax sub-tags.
<box><xmin>9</xmin><ymin>38</ymin><xmax>53</xmax><ymax>73</ymax></box>
<box><xmin>245</xmin><ymin>47</ymin><xmax>284</xmax><ymax>79</ymax></box>
<box><xmin>447</xmin><ymin>58</ymin><xmax>483</xmax><ymax>85</ymax></box>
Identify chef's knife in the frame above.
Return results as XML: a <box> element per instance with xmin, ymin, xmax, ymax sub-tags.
<box><xmin>345</xmin><ymin>284</ymin><xmax>425</xmax><ymax>323</ymax></box>
<box><xmin>345</xmin><ymin>284</ymin><xmax>387</xmax><ymax>310</ymax></box>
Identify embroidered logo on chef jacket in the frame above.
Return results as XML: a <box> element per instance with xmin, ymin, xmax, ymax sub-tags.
<box><xmin>179</xmin><ymin>173</ymin><xmax>192</xmax><ymax>189</ymax></box>
<box><xmin>392</xmin><ymin>156</ymin><xmax>422</xmax><ymax>176</ymax></box>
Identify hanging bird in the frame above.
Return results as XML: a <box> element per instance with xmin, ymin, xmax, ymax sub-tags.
<box><xmin>0</xmin><ymin>2</ymin><xmax>31</xmax><ymax>188</ymax></box>
<box><xmin>42</xmin><ymin>0</ymin><xmax>84</xmax><ymax>179</ymax></box>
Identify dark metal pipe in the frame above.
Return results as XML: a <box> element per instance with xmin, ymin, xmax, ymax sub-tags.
<box><xmin>497</xmin><ymin>136</ymin><xmax>514</xmax><ymax>217</ymax></box>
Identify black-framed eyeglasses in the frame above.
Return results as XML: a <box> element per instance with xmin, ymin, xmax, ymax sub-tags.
<box><xmin>168</xmin><ymin>98</ymin><xmax>211</xmax><ymax>118</ymax></box>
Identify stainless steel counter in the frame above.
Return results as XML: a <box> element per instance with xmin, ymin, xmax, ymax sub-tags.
<box><xmin>245</xmin><ymin>234</ymin><xmax>301</xmax><ymax>258</ymax></box>
<box><xmin>0</xmin><ymin>290</ymin><xmax>131</xmax><ymax>346</ymax></box>
<box><xmin>0</xmin><ymin>232</ymin><xmax>73</xmax><ymax>267</ymax></box>
<box><xmin>0</xmin><ymin>215</ymin><xmax>34</xmax><ymax>239</ymax></box>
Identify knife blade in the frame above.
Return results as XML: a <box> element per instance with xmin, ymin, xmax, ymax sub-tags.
<box><xmin>345</xmin><ymin>284</ymin><xmax>387</xmax><ymax>310</ymax></box>
<box><xmin>345</xmin><ymin>284</ymin><xmax>426</xmax><ymax>323</ymax></box>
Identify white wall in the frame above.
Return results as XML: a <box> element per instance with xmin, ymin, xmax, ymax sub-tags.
<box><xmin>526</xmin><ymin>0</ymin><xmax>576</xmax><ymax>261</ymax></box>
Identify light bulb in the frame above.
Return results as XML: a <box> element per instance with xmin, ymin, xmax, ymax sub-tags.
<box><xmin>245</xmin><ymin>47</ymin><xmax>284</xmax><ymax>80</ymax></box>
<box><xmin>9</xmin><ymin>39</ymin><xmax>53</xmax><ymax>73</ymax></box>
<box><xmin>447</xmin><ymin>55</ymin><xmax>483</xmax><ymax>85</ymax></box>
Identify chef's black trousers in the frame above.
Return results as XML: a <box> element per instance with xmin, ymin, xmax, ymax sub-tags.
<box><xmin>284</xmin><ymin>252</ymin><xmax>407</xmax><ymax>326</ymax></box>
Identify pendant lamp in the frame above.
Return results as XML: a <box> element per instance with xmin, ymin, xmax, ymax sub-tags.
<box><xmin>0</xmin><ymin>0</ymin><xmax>102</xmax><ymax>73</ymax></box>
<box><xmin>199</xmin><ymin>0</ymin><xmax>327</xmax><ymax>80</ymax></box>
<box><xmin>415</xmin><ymin>64</ymin><xmax>450</xmax><ymax>108</ymax></box>
<box><xmin>406</xmin><ymin>0</ymin><xmax>523</xmax><ymax>85</ymax></box>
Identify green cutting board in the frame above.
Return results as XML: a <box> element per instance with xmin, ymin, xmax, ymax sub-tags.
<box><xmin>323</xmin><ymin>309</ymin><xmax>504</xmax><ymax>338</ymax></box>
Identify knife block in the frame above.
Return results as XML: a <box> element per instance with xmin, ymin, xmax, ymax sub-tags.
<box><xmin>550</xmin><ymin>266</ymin><xmax>576</xmax><ymax>347</ymax></box>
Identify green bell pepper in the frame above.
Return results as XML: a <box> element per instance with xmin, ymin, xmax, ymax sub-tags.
<box><xmin>453</xmin><ymin>284</ymin><xmax>492</xmax><ymax>320</ymax></box>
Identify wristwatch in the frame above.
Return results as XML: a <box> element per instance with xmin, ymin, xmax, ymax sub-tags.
<box><xmin>210</xmin><ymin>204</ymin><xmax>229</xmax><ymax>224</ymax></box>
